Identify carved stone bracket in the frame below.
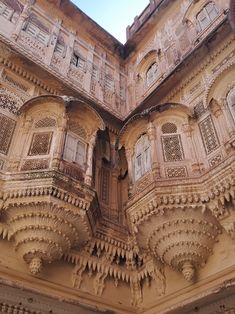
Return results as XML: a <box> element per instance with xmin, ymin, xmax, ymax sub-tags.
<box><xmin>4</xmin><ymin>201</ymin><xmax>90</xmax><ymax>275</ymax></box>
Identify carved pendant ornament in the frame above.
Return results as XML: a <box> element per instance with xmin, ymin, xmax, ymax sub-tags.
<box><xmin>129</xmin><ymin>204</ymin><xmax>222</xmax><ymax>281</ymax></box>
<box><xmin>4</xmin><ymin>201</ymin><xmax>90</xmax><ymax>275</ymax></box>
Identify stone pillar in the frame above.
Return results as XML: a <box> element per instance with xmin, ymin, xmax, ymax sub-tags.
<box><xmin>84</xmin><ymin>44</ymin><xmax>94</xmax><ymax>93</ymax></box>
<box><xmin>52</xmin><ymin>115</ymin><xmax>67</xmax><ymax>169</ymax></box>
<box><xmin>45</xmin><ymin>18</ymin><xmax>62</xmax><ymax>66</ymax></box>
<box><xmin>182</xmin><ymin>122</ymin><xmax>201</xmax><ymax>174</ymax></box>
<box><xmin>110</xmin><ymin>170</ymin><xmax>119</xmax><ymax>222</ymax></box>
<box><xmin>85</xmin><ymin>133</ymin><xmax>96</xmax><ymax>186</ymax></box>
<box><xmin>114</xmin><ymin>62</ymin><xmax>120</xmax><ymax>111</ymax></box>
<box><xmin>210</xmin><ymin>99</ymin><xmax>228</xmax><ymax>143</ymax></box>
<box><xmin>62</xmin><ymin>29</ymin><xmax>76</xmax><ymax>76</ymax></box>
<box><xmin>147</xmin><ymin>121</ymin><xmax>160</xmax><ymax>178</ymax></box>
<box><xmin>8</xmin><ymin>116</ymin><xmax>32</xmax><ymax>171</ymax></box>
<box><xmin>125</xmin><ymin>147</ymin><xmax>134</xmax><ymax>194</ymax></box>
<box><xmin>11</xmin><ymin>0</ymin><xmax>35</xmax><ymax>40</ymax></box>
<box><xmin>99</xmin><ymin>56</ymin><xmax>106</xmax><ymax>103</ymax></box>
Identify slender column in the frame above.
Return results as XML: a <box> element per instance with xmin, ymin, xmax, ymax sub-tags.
<box><xmin>147</xmin><ymin>121</ymin><xmax>160</xmax><ymax>178</ymax></box>
<box><xmin>210</xmin><ymin>99</ymin><xmax>228</xmax><ymax>143</ymax></box>
<box><xmin>8</xmin><ymin>116</ymin><xmax>32</xmax><ymax>171</ymax></box>
<box><xmin>182</xmin><ymin>122</ymin><xmax>201</xmax><ymax>174</ymax></box>
<box><xmin>45</xmin><ymin>19</ymin><xmax>62</xmax><ymax>66</ymax></box>
<box><xmin>85</xmin><ymin>133</ymin><xmax>96</xmax><ymax>185</ymax></box>
<box><xmin>52</xmin><ymin>115</ymin><xmax>67</xmax><ymax>169</ymax></box>
<box><xmin>84</xmin><ymin>44</ymin><xmax>94</xmax><ymax>93</ymax></box>
<box><xmin>114</xmin><ymin>62</ymin><xmax>120</xmax><ymax>111</ymax></box>
<box><xmin>125</xmin><ymin>147</ymin><xmax>134</xmax><ymax>195</ymax></box>
<box><xmin>62</xmin><ymin>29</ymin><xmax>76</xmax><ymax>76</ymax></box>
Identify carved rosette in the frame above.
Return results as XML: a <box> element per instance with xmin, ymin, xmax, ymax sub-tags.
<box><xmin>5</xmin><ymin>202</ymin><xmax>90</xmax><ymax>275</ymax></box>
<box><xmin>134</xmin><ymin>206</ymin><xmax>221</xmax><ymax>281</ymax></box>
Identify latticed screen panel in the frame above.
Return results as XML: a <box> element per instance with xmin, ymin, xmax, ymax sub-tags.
<box><xmin>165</xmin><ymin>166</ymin><xmax>187</xmax><ymax>178</ymax></box>
<box><xmin>199</xmin><ymin>115</ymin><xmax>219</xmax><ymax>155</ymax></box>
<box><xmin>162</xmin><ymin>122</ymin><xmax>177</xmax><ymax>134</ymax></box>
<box><xmin>100</xmin><ymin>167</ymin><xmax>110</xmax><ymax>205</ymax></box>
<box><xmin>21</xmin><ymin>158</ymin><xmax>49</xmax><ymax>171</ymax></box>
<box><xmin>194</xmin><ymin>102</ymin><xmax>206</xmax><ymax>119</ymax></box>
<box><xmin>0</xmin><ymin>113</ymin><xmax>16</xmax><ymax>155</ymax></box>
<box><xmin>69</xmin><ymin>122</ymin><xmax>87</xmax><ymax>140</ymax></box>
<box><xmin>35</xmin><ymin>117</ymin><xmax>56</xmax><ymax>128</ymax></box>
<box><xmin>161</xmin><ymin>135</ymin><xmax>184</xmax><ymax>162</ymax></box>
<box><xmin>28</xmin><ymin>132</ymin><xmax>52</xmax><ymax>156</ymax></box>
<box><xmin>208</xmin><ymin>153</ymin><xmax>222</xmax><ymax>168</ymax></box>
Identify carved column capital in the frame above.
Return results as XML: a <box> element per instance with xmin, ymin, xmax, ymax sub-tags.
<box><xmin>147</xmin><ymin>121</ymin><xmax>156</xmax><ymax>140</ymax></box>
<box><xmin>210</xmin><ymin>98</ymin><xmax>223</xmax><ymax>118</ymax></box>
<box><xmin>182</xmin><ymin>123</ymin><xmax>193</xmax><ymax>137</ymax></box>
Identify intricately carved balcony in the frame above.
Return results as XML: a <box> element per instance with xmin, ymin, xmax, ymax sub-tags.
<box><xmin>132</xmin><ymin>203</ymin><xmax>221</xmax><ymax>281</ymax></box>
<box><xmin>0</xmin><ymin>169</ymin><xmax>97</xmax><ymax>274</ymax></box>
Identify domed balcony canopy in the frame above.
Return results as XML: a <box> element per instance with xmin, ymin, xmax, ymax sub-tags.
<box><xmin>116</xmin><ymin>102</ymin><xmax>192</xmax><ymax>150</ymax></box>
<box><xmin>18</xmin><ymin>95</ymin><xmax>105</xmax><ymax>131</ymax></box>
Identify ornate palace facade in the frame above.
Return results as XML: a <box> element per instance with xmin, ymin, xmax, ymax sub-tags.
<box><xmin>0</xmin><ymin>0</ymin><xmax>235</xmax><ymax>313</ymax></box>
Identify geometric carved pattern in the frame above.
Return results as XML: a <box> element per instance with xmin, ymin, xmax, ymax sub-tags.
<box><xmin>35</xmin><ymin>117</ymin><xmax>56</xmax><ymax>128</ymax></box>
<box><xmin>199</xmin><ymin>115</ymin><xmax>219</xmax><ymax>155</ymax></box>
<box><xmin>21</xmin><ymin>158</ymin><xmax>49</xmax><ymax>171</ymax></box>
<box><xmin>162</xmin><ymin>122</ymin><xmax>177</xmax><ymax>134</ymax></box>
<box><xmin>69</xmin><ymin>121</ymin><xmax>87</xmax><ymax>140</ymax></box>
<box><xmin>194</xmin><ymin>102</ymin><xmax>206</xmax><ymax>119</ymax></box>
<box><xmin>0</xmin><ymin>303</ymin><xmax>39</xmax><ymax>314</ymax></box>
<box><xmin>0</xmin><ymin>113</ymin><xmax>16</xmax><ymax>155</ymax></box>
<box><xmin>165</xmin><ymin>166</ymin><xmax>187</xmax><ymax>178</ymax></box>
<box><xmin>209</xmin><ymin>153</ymin><xmax>223</xmax><ymax>167</ymax></box>
<box><xmin>161</xmin><ymin>135</ymin><xmax>184</xmax><ymax>162</ymax></box>
<box><xmin>100</xmin><ymin>167</ymin><xmax>109</xmax><ymax>204</ymax></box>
<box><xmin>28</xmin><ymin>132</ymin><xmax>52</xmax><ymax>156</ymax></box>
<box><xmin>0</xmin><ymin>93</ymin><xmax>20</xmax><ymax>115</ymax></box>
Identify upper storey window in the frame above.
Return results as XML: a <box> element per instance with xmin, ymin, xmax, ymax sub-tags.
<box><xmin>146</xmin><ymin>62</ymin><xmax>158</xmax><ymax>87</ymax></box>
<box><xmin>134</xmin><ymin>134</ymin><xmax>151</xmax><ymax>181</ymax></box>
<box><xmin>0</xmin><ymin>1</ymin><xmax>14</xmax><ymax>20</ymax></box>
<box><xmin>71</xmin><ymin>53</ymin><xmax>86</xmax><ymax>71</ymax></box>
<box><xmin>227</xmin><ymin>86</ymin><xmax>235</xmax><ymax>123</ymax></box>
<box><xmin>25</xmin><ymin>22</ymin><xmax>49</xmax><ymax>45</ymax></box>
<box><xmin>196</xmin><ymin>2</ymin><xmax>219</xmax><ymax>31</ymax></box>
<box><xmin>63</xmin><ymin>133</ymin><xmax>86</xmax><ymax>168</ymax></box>
<box><xmin>55</xmin><ymin>42</ymin><xmax>65</xmax><ymax>56</ymax></box>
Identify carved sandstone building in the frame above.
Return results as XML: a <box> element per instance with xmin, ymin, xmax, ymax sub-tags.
<box><xmin>0</xmin><ymin>0</ymin><xmax>235</xmax><ymax>313</ymax></box>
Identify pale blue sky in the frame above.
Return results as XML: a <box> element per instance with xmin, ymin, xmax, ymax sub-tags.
<box><xmin>72</xmin><ymin>0</ymin><xmax>150</xmax><ymax>43</ymax></box>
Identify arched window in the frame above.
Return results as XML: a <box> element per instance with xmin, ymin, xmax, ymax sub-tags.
<box><xmin>196</xmin><ymin>2</ymin><xmax>219</xmax><ymax>32</ymax></box>
<box><xmin>161</xmin><ymin>123</ymin><xmax>184</xmax><ymax>162</ymax></box>
<box><xmin>146</xmin><ymin>62</ymin><xmax>158</xmax><ymax>87</ymax></box>
<box><xmin>227</xmin><ymin>86</ymin><xmax>235</xmax><ymax>123</ymax></box>
<box><xmin>134</xmin><ymin>134</ymin><xmax>151</xmax><ymax>181</ymax></box>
